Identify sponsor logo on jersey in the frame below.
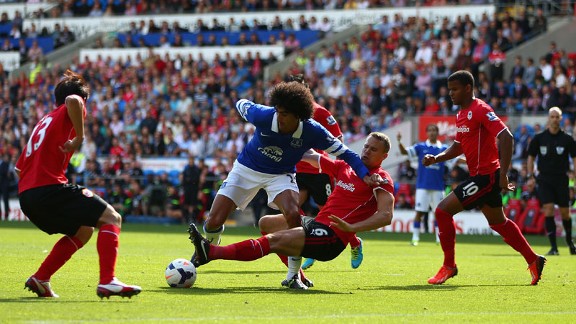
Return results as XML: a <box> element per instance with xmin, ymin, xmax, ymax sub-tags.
<box><xmin>456</xmin><ymin>126</ymin><xmax>470</xmax><ymax>133</ymax></box>
<box><xmin>335</xmin><ymin>180</ymin><xmax>355</xmax><ymax>192</ymax></box>
<box><xmin>258</xmin><ymin>146</ymin><xmax>283</xmax><ymax>162</ymax></box>
<box><xmin>486</xmin><ymin>112</ymin><xmax>499</xmax><ymax>121</ymax></box>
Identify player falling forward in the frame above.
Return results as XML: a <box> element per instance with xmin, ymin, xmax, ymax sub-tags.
<box><xmin>189</xmin><ymin>132</ymin><xmax>394</xmax><ymax>289</ymax></box>
<box><xmin>16</xmin><ymin>70</ymin><xmax>141</xmax><ymax>298</ymax></box>
<box><xmin>197</xmin><ymin>82</ymin><xmax>382</xmax><ymax>275</ymax></box>
<box><xmin>289</xmin><ymin>74</ymin><xmax>364</xmax><ymax>270</ymax></box>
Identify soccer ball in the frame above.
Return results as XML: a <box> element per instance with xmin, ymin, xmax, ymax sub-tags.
<box><xmin>165</xmin><ymin>258</ymin><xmax>197</xmax><ymax>288</ymax></box>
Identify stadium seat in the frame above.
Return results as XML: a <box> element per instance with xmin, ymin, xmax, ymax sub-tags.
<box><xmin>394</xmin><ymin>183</ymin><xmax>414</xmax><ymax>208</ymax></box>
<box><xmin>142</xmin><ymin>169</ymin><xmax>155</xmax><ymax>186</ymax></box>
<box><xmin>504</xmin><ymin>199</ymin><xmax>523</xmax><ymax>224</ymax></box>
<box><xmin>396</xmin><ymin>183</ymin><xmax>412</xmax><ymax>196</ymax></box>
<box><xmin>516</xmin><ymin>198</ymin><xmax>545</xmax><ymax>234</ymax></box>
<box><xmin>168</xmin><ymin>170</ymin><xmax>180</xmax><ymax>186</ymax></box>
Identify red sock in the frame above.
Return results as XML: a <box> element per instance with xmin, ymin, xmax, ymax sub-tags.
<box><xmin>490</xmin><ymin>219</ymin><xmax>537</xmax><ymax>264</ymax></box>
<box><xmin>349</xmin><ymin>235</ymin><xmax>361</xmax><ymax>248</ymax></box>
<box><xmin>435</xmin><ymin>208</ymin><xmax>456</xmax><ymax>268</ymax></box>
<box><xmin>209</xmin><ymin>236</ymin><xmax>270</xmax><ymax>261</ymax></box>
<box><xmin>34</xmin><ymin>236</ymin><xmax>84</xmax><ymax>281</ymax></box>
<box><xmin>262</xmin><ymin>231</ymin><xmax>288</xmax><ymax>266</ymax></box>
<box><xmin>277</xmin><ymin>254</ymin><xmax>289</xmax><ymax>266</ymax></box>
<box><xmin>97</xmin><ymin>224</ymin><xmax>120</xmax><ymax>284</ymax></box>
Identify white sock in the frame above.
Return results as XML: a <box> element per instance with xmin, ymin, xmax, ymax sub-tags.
<box><xmin>203</xmin><ymin>223</ymin><xmax>225</xmax><ymax>245</ymax></box>
<box><xmin>287</xmin><ymin>256</ymin><xmax>302</xmax><ymax>280</ymax></box>
<box><xmin>412</xmin><ymin>223</ymin><xmax>420</xmax><ymax>241</ymax></box>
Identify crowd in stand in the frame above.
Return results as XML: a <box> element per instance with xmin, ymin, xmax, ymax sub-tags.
<box><xmin>39</xmin><ymin>1</ymin><xmax>491</xmax><ymax>17</ymax></box>
<box><xmin>1</xmin><ymin>0</ymin><xmax>497</xmax><ymax>63</ymax></box>
<box><xmin>1</xmin><ymin>3</ymin><xmax>576</xmax><ymax>223</ymax></box>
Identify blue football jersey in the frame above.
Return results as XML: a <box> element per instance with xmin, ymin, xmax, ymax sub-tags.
<box><xmin>406</xmin><ymin>140</ymin><xmax>447</xmax><ymax>191</ymax></box>
<box><xmin>235</xmin><ymin>99</ymin><xmax>369</xmax><ymax>178</ymax></box>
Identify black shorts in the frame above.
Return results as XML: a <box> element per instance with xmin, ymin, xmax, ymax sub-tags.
<box><xmin>454</xmin><ymin>169</ymin><xmax>503</xmax><ymax>210</ymax></box>
<box><xmin>537</xmin><ymin>175</ymin><xmax>569</xmax><ymax>207</ymax></box>
<box><xmin>19</xmin><ymin>184</ymin><xmax>108</xmax><ymax>236</ymax></box>
<box><xmin>300</xmin><ymin>216</ymin><xmax>346</xmax><ymax>261</ymax></box>
<box><xmin>296</xmin><ymin>173</ymin><xmax>332</xmax><ymax>206</ymax></box>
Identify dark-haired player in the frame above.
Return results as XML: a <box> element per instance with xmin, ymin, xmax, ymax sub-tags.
<box><xmin>16</xmin><ymin>70</ymin><xmax>141</xmax><ymax>298</ymax></box>
<box><xmin>422</xmin><ymin>70</ymin><xmax>546</xmax><ymax>285</ymax></box>
<box><xmin>189</xmin><ymin>133</ymin><xmax>394</xmax><ymax>289</ymax></box>
<box><xmin>196</xmin><ymin>81</ymin><xmax>384</xmax><ymax>287</ymax></box>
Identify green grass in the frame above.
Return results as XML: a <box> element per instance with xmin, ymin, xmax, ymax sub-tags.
<box><xmin>0</xmin><ymin>222</ymin><xmax>574</xmax><ymax>323</ymax></box>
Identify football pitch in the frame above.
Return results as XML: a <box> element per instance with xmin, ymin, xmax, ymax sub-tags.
<box><xmin>1</xmin><ymin>222</ymin><xmax>574</xmax><ymax>323</ymax></box>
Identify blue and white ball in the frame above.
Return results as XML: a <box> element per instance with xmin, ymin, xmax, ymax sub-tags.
<box><xmin>165</xmin><ymin>258</ymin><xmax>197</xmax><ymax>288</ymax></box>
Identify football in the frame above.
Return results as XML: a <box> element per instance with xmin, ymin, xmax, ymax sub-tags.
<box><xmin>165</xmin><ymin>258</ymin><xmax>197</xmax><ymax>288</ymax></box>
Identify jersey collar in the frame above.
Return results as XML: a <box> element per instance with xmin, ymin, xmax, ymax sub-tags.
<box><xmin>271</xmin><ymin>113</ymin><xmax>304</xmax><ymax>138</ymax></box>
<box><xmin>426</xmin><ymin>139</ymin><xmax>443</xmax><ymax>148</ymax></box>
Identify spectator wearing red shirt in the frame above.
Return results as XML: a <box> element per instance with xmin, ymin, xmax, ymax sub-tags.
<box><xmin>488</xmin><ymin>42</ymin><xmax>506</xmax><ymax>82</ymax></box>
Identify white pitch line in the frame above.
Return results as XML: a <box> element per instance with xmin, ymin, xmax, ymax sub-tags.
<box><xmin>24</xmin><ymin>311</ymin><xmax>576</xmax><ymax>323</ymax></box>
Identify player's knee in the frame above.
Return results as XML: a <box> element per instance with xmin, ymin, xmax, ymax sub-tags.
<box><xmin>205</xmin><ymin>211</ymin><xmax>226</xmax><ymax>230</ymax></box>
<box><xmin>257</xmin><ymin>216</ymin><xmax>268</xmax><ymax>231</ymax></box>
<box><xmin>98</xmin><ymin>205</ymin><xmax>122</xmax><ymax>228</ymax></box>
<box><xmin>435</xmin><ymin>207</ymin><xmax>450</xmax><ymax>219</ymax></box>
<box><xmin>283</xmin><ymin>209</ymin><xmax>301</xmax><ymax>227</ymax></box>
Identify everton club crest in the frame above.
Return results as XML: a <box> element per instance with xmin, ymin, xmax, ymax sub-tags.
<box><xmin>291</xmin><ymin>138</ymin><xmax>303</xmax><ymax>148</ymax></box>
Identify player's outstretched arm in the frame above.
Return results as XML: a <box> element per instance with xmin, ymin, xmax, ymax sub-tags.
<box><xmin>423</xmin><ymin>142</ymin><xmax>463</xmax><ymax>166</ymax></box>
<box><xmin>301</xmin><ymin>149</ymin><xmax>321</xmax><ymax>169</ymax></box>
<box><xmin>329</xmin><ymin>189</ymin><xmax>394</xmax><ymax>233</ymax></box>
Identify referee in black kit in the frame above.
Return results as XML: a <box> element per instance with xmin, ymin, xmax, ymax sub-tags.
<box><xmin>527</xmin><ymin>107</ymin><xmax>576</xmax><ymax>256</ymax></box>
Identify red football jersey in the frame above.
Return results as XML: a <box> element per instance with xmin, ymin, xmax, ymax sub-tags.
<box><xmin>15</xmin><ymin>103</ymin><xmax>85</xmax><ymax>193</ymax></box>
<box><xmin>454</xmin><ymin>98</ymin><xmax>507</xmax><ymax>176</ymax></box>
<box><xmin>296</xmin><ymin>102</ymin><xmax>343</xmax><ymax>174</ymax></box>
<box><xmin>314</xmin><ymin>155</ymin><xmax>394</xmax><ymax>245</ymax></box>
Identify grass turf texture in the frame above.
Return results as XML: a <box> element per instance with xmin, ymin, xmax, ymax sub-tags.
<box><xmin>1</xmin><ymin>221</ymin><xmax>575</xmax><ymax>323</ymax></box>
